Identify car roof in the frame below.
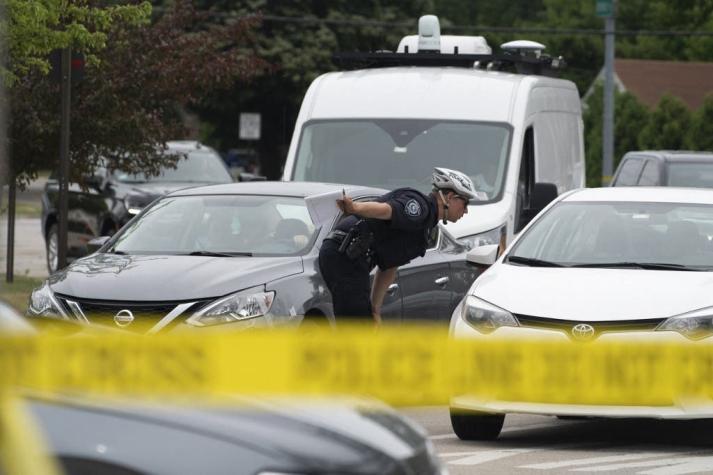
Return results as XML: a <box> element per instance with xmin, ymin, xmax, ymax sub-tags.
<box><xmin>166</xmin><ymin>181</ymin><xmax>389</xmax><ymax>198</ymax></box>
<box><xmin>563</xmin><ymin>186</ymin><xmax>713</xmax><ymax>204</ymax></box>
<box><xmin>625</xmin><ymin>150</ymin><xmax>713</xmax><ymax>162</ymax></box>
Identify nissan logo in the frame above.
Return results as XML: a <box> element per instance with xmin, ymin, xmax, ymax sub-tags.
<box><xmin>114</xmin><ymin>309</ymin><xmax>135</xmax><ymax>328</ymax></box>
<box><xmin>571</xmin><ymin>323</ymin><xmax>595</xmax><ymax>341</ymax></box>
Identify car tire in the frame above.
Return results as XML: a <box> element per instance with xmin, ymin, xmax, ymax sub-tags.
<box><xmin>46</xmin><ymin>223</ymin><xmax>59</xmax><ymax>274</ymax></box>
<box><xmin>450</xmin><ymin>409</ymin><xmax>505</xmax><ymax>440</ymax></box>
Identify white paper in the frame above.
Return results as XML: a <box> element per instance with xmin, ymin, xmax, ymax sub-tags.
<box><xmin>305</xmin><ymin>189</ymin><xmax>344</xmax><ymax>227</ymax></box>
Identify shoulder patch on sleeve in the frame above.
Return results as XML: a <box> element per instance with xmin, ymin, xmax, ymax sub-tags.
<box><xmin>405</xmin><ymin>198</ymin><xmax>422</xmax><ymax>217</ymax></box>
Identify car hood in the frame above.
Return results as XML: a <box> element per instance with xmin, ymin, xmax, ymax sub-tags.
<box><xmin>474</xmin><ymin>264</ymin><xmax>713</xmax><ymax>321</ymax></box>
<box><xmin>33</xmin><ymin>397</ymin><xmax>426</xmax><ymax>472</ymax></box>
<box><xmin>49</xmin><ymin>253</ymin><xmax>303</xmax><ymax>301</ymax></box>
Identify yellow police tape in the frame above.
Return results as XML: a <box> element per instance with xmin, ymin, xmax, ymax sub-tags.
<box><xmin>1</xmin><ymin>325</ymin><xmax>713</xmax><ymax>406</ymax></box>
<box><xmin>0</xmin><ymin>395</ymin><xmax>62</xmax><ymax>475</ymax></box>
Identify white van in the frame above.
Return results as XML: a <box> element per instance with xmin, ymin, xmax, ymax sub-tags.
<box><xmin>283</xmin><ymin>16</ymin><xmax>585</xmax><ymax>249</ymax></box>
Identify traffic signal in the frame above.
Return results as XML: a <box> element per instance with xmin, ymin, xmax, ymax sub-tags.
<box><xmin>49</xmin><ymin>49</ymin><xmax>85</xmax><ymax>84</ymax></box>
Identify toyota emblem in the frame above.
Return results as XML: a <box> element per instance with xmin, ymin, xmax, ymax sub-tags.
<box><xmin>114</xmin><ymin>309</ymin><xmax>135</xmax><ymax>327</ymax></box>
<box><xmin>571</xmin><ymin>323</ymin><xmax>595</xmax><ymax>341</ymax></box>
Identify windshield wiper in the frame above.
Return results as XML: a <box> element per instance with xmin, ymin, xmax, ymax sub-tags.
<box><xmin>571</xmin><ymin>262</ymin><xmax>706</xmax><ymax>271</ymax></box>
<box><xmin>107</xmin><ymin>250</ymin><xmax>127</xmax><ymax>255</ymax></box>
<box><xmin>506</xmin><ymin>256</ymin><xmax>565</xmax><ymax>267</ymax></box>
<box><xmin>185</xmin><ymin>251</ymin><xmax>253</xmax><ymax>257</ymax></box>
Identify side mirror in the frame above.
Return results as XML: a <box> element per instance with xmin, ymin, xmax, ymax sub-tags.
<box><xmin>466</xmin><ymin>244</ymin><xmax>499</xmax><ymax>266</ymax></box>
<box><xmin>85</xmin><ymin>174</ymin><xmax>105</xmax><ymax>191</ymax></box>
<box><xmin>518</xmin><ymin>182</ymin><xmax>558</xmax><ymax>230</ymax></box>
<box><xmin>531</xmin><ymin>183</ymin><xmax>558</xmax><ymax>211</ymax></box>
<box><xmin>238</xmin><ymin>172</ymin><xmax>267</xmax><ymax>182</ymax></box>
<box><xmin>87</xmin><ymin>236</ymin><xmax>110</xmax><ymax>254</ymax></box>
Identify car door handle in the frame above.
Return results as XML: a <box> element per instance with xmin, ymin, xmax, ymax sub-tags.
<box><xmin>387</xmin><ymin>283</ymin><xmax>399</xmax><ymax>295</ymax></box>
<box><xmin>434</xmin><ymin>276</ymin><xmax>449</xmax><ymax>286</ymax></box>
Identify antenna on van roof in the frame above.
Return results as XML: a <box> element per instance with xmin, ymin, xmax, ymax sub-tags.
<box><xmin>332</xmin><ymin>15</ymin><xmax>565</xmax><ymax>76</ymax></box>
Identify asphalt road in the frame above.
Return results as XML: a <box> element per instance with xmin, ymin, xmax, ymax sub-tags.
<box><xmin>401</xmin><ymin>406</ymin><xmax>713</xmax><ymax>474</ymax></box>
<box><xmin>0</xmin><ymin>217</ymin><xmax>47</xmax><ymax>278</ymax></box>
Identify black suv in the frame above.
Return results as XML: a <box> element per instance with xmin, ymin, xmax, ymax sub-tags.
<box><xmin>611</xmin><ymin>150</ymin><xmax>713</xmax><ymax>188</ymax></box>
<box><xmin>42</xmin><ymin>141</ymin><xmax>233</xmax><ymax>273</ymax></box>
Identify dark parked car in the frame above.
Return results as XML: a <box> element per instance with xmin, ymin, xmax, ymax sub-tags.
<box><xmin>42</xmin><ymin>141</ymin><xmax>233</xmax><ymax>274</ymax></box>
<box><xmin>28</xmin><ymin>182</ymin><xmax>480</xmax><ymax>332</ymax></box>
<box><xmin>21</xmin><ymin>395</ymin><xmax>446</xmax><ymax>475</ymax></box>
<box><xmin>611</xmin><ymin>150</ymin><xmax>713</xmax><ymax>188</ymax></box>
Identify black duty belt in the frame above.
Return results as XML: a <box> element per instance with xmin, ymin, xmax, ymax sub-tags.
<box><xmin>326</xmin><ymin>230</ymin><xmax>348</xmax><ymax>243</ymax></box>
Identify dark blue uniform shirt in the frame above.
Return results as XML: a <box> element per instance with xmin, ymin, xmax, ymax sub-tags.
<box><xmin>336</xmin><ymin>188</ymin><xmax>438</xmax><ymax>270</ymax></box>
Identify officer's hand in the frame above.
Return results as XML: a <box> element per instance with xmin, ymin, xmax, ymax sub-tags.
<box><xmin>337</xmin><ymin>194</ymin><xmax>356</xmax><ymax>215</ymax></box>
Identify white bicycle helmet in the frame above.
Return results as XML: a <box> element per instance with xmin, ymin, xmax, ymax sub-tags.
<box><xmin>432</xmin><ymin>167</ymin><xmax>480</xmax><ymax>201</ymax></box>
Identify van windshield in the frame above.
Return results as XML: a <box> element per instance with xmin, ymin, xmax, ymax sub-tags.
<box><xmin>292</xmin><ymin>119</ymin><xmax>511</xmax><ymax>203</ymax></box>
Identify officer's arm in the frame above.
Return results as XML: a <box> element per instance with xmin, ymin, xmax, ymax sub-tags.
<box><xmin>371</xmin><ymin>267</ymin><xmax>397</xmax><ymax>324</ymax></box>
<box><xmin>339</xmin><ymin>196</ymin><xmax>392</xmax><ymax>220</ymax></box>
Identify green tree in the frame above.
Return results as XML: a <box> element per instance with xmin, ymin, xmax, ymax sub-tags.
<box><xmin>583</xmin><ymin>82</ymin><xmax>650</xmax><ymax>186</ymax></box>
<box><xmin>687</xmin><ymin>94</ymin><xmax>713</xmax><ymax>150</ymax></box>
<box><xmin>3</xmin><ymin>0</ymin><xmax>151</xmax><ymax>86</ymax></box>
<box><xmin>638</xmin><ymin>94</ymin><xmax>692</xmax><ymax>150</ymax></box>
<box><xmin>7</xmin><ymin>1</ymin><xmax>267</xmax><ymax>188</ymax></box>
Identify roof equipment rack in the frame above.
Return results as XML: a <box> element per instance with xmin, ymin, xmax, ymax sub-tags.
<box><xmin>332</xmin><ymin>16</ymin><xmax>566</xmax><ymax>77</ymax></box>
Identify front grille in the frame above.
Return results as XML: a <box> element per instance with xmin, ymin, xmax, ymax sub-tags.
<box><xmin>56</xmin><ymin>295</ymin><xmax>210</xmax><ymax>332</ymax></box>
<box><xmin>514</xmin><ymin>313</ymin><xmax>665</xmax><ymax>340</ymax></box>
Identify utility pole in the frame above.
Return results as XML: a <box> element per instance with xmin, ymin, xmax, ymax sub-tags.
<box><xmin>58</xmin><ymin>47</ymin><xmax>71</xmax><ymax>270</ymax></box>
<box><xmin>5</xmin><ymin>167</ymin><xmax>14</xmax><ymax>283</ymax></box>
<box><xmin>598</xmin><ymin>0</ymin><xmax>616</xmax><ymax>185</ymax></box>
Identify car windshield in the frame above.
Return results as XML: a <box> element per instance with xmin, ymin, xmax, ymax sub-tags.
<box><xmin>292</xmin><ymin>119</ymin><xmax>511</xmax><ymax>203</ymax></box>
<box><xmin>110</xmin><ymin>195</ymin><xmax>317</xmax><ymax>256</ymax></box>
<box><xmin>666</xmin><ymin>162</ymin><xmax>713</xmax><ymax>188</ymax></box>
<box><xmin>507</xmin><ymin>201</ymin><xmax>713</xmax><ymax>270</ymax></box>
<box><xmin>114</xmin><ymin>151</ymin><xmax>232</xmax><ymax>184</ymax></box>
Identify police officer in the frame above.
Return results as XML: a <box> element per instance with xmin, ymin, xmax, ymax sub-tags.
<box><xmin>319</xmin><ymin>167</ymin><xmax>480</xmax><ymax>324</ymax></box>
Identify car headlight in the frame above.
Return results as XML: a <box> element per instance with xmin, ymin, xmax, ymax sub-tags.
<box><xmin>656</xmin><ymin>306</ymin><xmax>713</xmax><ymax>340</ymax></box>
<box><xmin>186</xmin><ymin>288</ymin><xmax>275</xmax><ymax>327</ymax></box>
<box><xmin>459</xmin><ymin>225</ymin><xmax>506</xmax><ymax>251</ymax></box>
<box><xmin>27</xmin><ymin>282</ymin><xmax>67</xmax><ymax>319</ymax></box>
<box><xmin>461</xmin><ymin>295</ymin><xmax>519</xmax><ymax>334</ymax></box>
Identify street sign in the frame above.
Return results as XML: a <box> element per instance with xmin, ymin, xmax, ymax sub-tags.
<box><xmin>596</xmin><ymin>0</ymin><xmax>614</xmax><ymax>17</ymax></box>
<box><xmin>239</xmin><ymin>113</ymin><xmax>261</xmax><ymax>140</ymax></box>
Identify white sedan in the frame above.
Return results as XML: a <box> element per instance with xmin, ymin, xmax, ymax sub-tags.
<box><xmin>449</xmin><ymin>186</ymin><xmax>713</xmax><ymax>440</ymax></box>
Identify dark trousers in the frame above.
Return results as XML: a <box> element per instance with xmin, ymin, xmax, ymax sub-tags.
<box><xmin>318</xmin><ymin>239</ymin><xmax>372</xmax><ymax>320</ymax></box>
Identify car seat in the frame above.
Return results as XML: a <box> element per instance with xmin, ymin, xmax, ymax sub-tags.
<box><xmin>274</xmin><ymin>218</ymin><xmax>311</xmax><ymax>251</ymax></box>
<box><xmin>592</xmin><ymin>216</ymin><xmax>631</xmax><ymax>261</ymax></box>
<box><xmin>663</xmin><ymin>220</ymin><xmax>700</xmax><ymax>263</ymax></box>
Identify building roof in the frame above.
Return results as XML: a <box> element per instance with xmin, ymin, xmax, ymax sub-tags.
<box><xmin>586</xmin><ymin>59</ymin><xmax>713</xmax><ymax>110</ymax></box>
<box><xmin>583</xmin><ymin>58</ymin><xmax>713</xmax><ymax>110</ymax></box>
<box><xmin>615</xmin><ymin>59</ymin><xmax>713</xmax><ymax>109</ymax></box>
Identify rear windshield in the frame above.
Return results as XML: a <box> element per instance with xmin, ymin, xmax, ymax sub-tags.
<box><xmin>292</xmin><ymin>119</ymin><xmax>511</xmax><ymax>203</ymax></box>
<box><xmin>114</xmin><ymin>151</ymin><xmax>232</xmax><ymax>184</ymax></box>
<box><xmin>666</xmin><ymin>162</ymin><xmax>713</xmax><ymax>188</ymax></box>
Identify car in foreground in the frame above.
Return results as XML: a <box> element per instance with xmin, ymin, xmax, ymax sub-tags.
<box><xmin>449</xmin><ymin>186</ymin><xmax>713</xmax><ymax>440</ymax></box>
<box><xmin>14</xmin><ymin>395</ymin><xmax>447</xmax><ymax>475</ymax></box>
<box><xmin>42</xmin><ymin>141</ymin><xmax>234</xmax><ymax>274</ymax></box>
<box><xmin>611</xmin><ymin>150</ymin><xmax>713</xmax><ymax>188</ymax></box>
<box><xmin>28</xmin><ymin>182</ymin><xmax>479</xmax><ymax>332</ymax></box>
